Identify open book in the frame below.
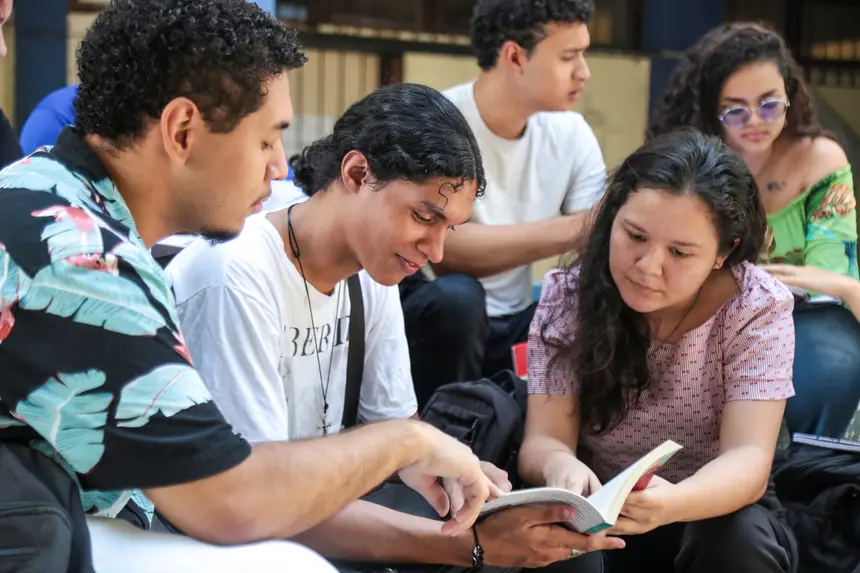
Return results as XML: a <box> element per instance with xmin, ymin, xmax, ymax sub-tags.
<box><xmin>480</xmin><ymin>440</ymin><xmax>682</xmax><ymax>534</ymax></box>
<box><xmin>786</xmin><ymin>285</ymin><xmax>841</xmax><ymax>305</ymax></box>
<box><xmin>792</xmin><ymin>432</ymin><xmax>860</xmax><ymax>453</ymax></box>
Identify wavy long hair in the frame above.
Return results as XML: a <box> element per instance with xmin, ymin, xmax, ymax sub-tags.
<box><xmin>542</xmin><ymin>128</ymin><xmax>767</xmax><ymax>434</ymax></box>
<box><xmin>647</xmin><ymin>22</ymin><xmax>832</xmax><ymax>142</ymax></box>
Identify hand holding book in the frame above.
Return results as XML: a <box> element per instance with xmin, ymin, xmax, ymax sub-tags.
<box><xmin>480</xmin><ymin>440</ymin><xmax>682</xmax><ymax>534</ymax></box>
<box><xmin>473</xmin><ymin>505</ymin><xmax>625</xmax><ymax>568</ymax></box>
<box><xmin>542</xmin><ymin>451</ymin><xmax>602</xmax><ymax>497</ymax></box>
<box><xmin>608</xmin><ymin>475</ymin><xmax>678</xmax><ymax>536</ymax></box>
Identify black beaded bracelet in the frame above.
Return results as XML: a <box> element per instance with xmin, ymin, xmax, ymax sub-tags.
<box><xmin>471</xmin><ymin>524</ymin><xmax>485</xmax><ymax>569</ymax></box>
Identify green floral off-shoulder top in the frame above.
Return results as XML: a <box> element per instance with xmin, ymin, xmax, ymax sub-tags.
<box><xmin>761</xmin><ymin>165</ymin><xmax>858</xmax><ymax>279</ymax></box>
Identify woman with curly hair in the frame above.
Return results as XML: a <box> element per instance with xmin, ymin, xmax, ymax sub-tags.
<box><xmin>649</xmin><ymin>22</ymin><xmax>860</xmax><ymax>439</ymax></box>
<box><xmin>518</xmin><ymin>128</ymin><xmax>797</xmax><ymax>573</ymax></box>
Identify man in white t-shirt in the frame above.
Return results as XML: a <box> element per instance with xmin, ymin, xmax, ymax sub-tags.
<box><xmin>168</xmin><ymin>213</ymin><xmax>417</xmax><ymax>441</ymax></box>
<box><xmin>400</xmin><ymin>0</ymin><xmax>607</xmax><ymax>407</ymax></box>
<box><xmin>168</xmin><ymin>84</ymin><xmax>619</xmax><ymax>572</ymax></box>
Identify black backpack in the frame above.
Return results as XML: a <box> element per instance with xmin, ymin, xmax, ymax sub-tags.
<box><xmin>0</xmin><ymin>443</ymin><xmax>97</xmax><ymax>573</ymax></box>
<box><xmin>772</xmin><ymin>442</ymin><xmax>860</xmax><ymax>573</ymax></box>
<box><xmin>420</xmin><ymin>370</ymin><xmax>527</xmax><ymax>484</ymax></box>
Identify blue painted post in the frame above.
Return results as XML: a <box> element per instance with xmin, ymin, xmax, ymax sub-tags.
<box><xmin>13</xmin><ymin>0</ymin><xmax>67</xmax><ymax>129</ymax></box>
<box><xmin>643</xmin><ymin>0</ymin><xmax>724</xmax><ymax>119</ymax></box>
<box><xmin>248</xmin><ymin>0</ymin><xmax>277</xmax><ymax>16</ymax></box>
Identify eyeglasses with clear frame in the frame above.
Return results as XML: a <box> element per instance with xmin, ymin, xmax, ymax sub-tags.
<box><xmin>718</xmin><ymin>98</ymin><xmax>790</xmax><ymax>129</ymax></box>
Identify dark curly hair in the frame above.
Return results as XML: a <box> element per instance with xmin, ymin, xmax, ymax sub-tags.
<box><xmin>74</xmin><ymin>0</ymin><xmax>306</xmax><ymax>147</ymax></box>
<box><xmin>543</xmin><ymin>127</ymin><xmax>767</xmax><ymax>434</ymax></box>
<box><xmin>471</xmin><ymin>0</ymin><xmax>594</xmax><ymax>70</ymax></box>
<box><xmin>289</xmin><ymin>83</ymin><xmax>486</xmax><ymax>199</ymax></box>
<box><xmin>648</xmin><ymin>22</ymin><xmax>831</xmax><ymax>142</ymax></box>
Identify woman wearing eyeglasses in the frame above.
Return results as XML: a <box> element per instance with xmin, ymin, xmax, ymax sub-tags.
<box><xmin>648</xmin><ymin>22</ymin><xmax>860</xmax><ymax>440</ymax></box>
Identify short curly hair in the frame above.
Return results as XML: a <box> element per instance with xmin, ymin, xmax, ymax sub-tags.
<box><xmin>647</xmin><ymin>22</ymin><xmax>831</xmax><ymax>142</ymax></box>
<box><xmin>289</xmin><ymin>83</ymin><xmax>485</xmax><ymax>199</ymax></box>
<box><xmin>471</xmin><ymin>0</ymin><xmax>595</xmax><ymax>70</ymax></box>
<box><xmin>75</xmin><ymin>0</ymin><xmax>306</xmax><ymax>147</ymax></box>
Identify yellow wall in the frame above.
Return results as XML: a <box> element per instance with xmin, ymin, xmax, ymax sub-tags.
<box><xmin>814</xmin><ymin>86</ymin><xmax>860</xmax><ymax>137</ymax></box>
<box><xmin>571</xmin><ymin>53</ymin><xmax>651</xmax><ymax>170</ymax></box>
<box><xmin>402</xmin><ymin>52</ymin><xmax>481</xmax><ymax>90</ymax></box>
<box><xmin>0</xmin><ymin>13</ymin><xmax>91</xmax><ymax>124</ymax></box>
<box><xmin>283</xmin><ymin>48</ymin><xmax>380</xmax><ymax>156</ymax></box>
<box><xmin>0</xmin><ymin>20</ymin><xmax>15</xmax><ymax>123</ymax></box>
<box><xmin>67</xmin><ymin>13</ymin><xmax>95</xmax><ymax>85</ymax></box>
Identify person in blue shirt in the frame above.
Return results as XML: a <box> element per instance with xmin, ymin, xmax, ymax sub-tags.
<box><xmin>19</xmin><ymin>84</ymin><xmax>79</xmax><ymax>155</ymax></box>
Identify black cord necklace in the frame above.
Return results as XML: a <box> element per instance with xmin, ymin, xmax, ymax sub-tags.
<box><xmin>286</xmin><ymin>203</ymin><xmax>342</xmax><ymax>436</ymax></box>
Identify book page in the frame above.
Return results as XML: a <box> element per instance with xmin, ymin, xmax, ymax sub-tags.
<box><xmin>480</xmin><ymin>488</ymin><xmax>607</xmax><ymax>533</ymax></box>
<box><xmin>479</xmin><ymin>441</ymin><xmax>682</xmax><ymax>533</ymax></box>
<box><xmin>792</xmin><ymin>432</ymin><xmax>860</xmax><ymax>453</ymax></box>
<box><xmin>585</xmin><ymin>440</ymin><xmax>682</xmax><ymax>521</ymax></box>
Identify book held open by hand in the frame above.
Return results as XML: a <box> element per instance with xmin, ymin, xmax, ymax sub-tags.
<box><xmin>480</xmin><ymin>440</ymin><xmax>682</xmax><ymax>534</ymax></box>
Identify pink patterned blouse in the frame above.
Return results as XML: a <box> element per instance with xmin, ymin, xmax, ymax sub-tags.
<box><xmin>528</xmin><ymin>262</ymin><xmax>795</xmax><ymax>483</ymax></box>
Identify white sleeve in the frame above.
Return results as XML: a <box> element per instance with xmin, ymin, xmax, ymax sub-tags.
<box><xmin>561</xmin><ymin>117</ymin><xmax>607</xmax><ymax>214</ymax></box>
<box><xmin>177</xmin><ymin>282</ymin><xmax>289</xmax><ymax>443</ymax></box>
<box><xmin>358</xmin><ymin>280</ymin><xmax>418</xmax><ymax>422</ymax></box>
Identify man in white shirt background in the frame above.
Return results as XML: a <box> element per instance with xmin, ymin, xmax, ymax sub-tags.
<box><xmin>168</xmin><ymin>82</ymin><xmax>621</xmax><ymax>572</ymax></box>
<box><xmin>400</xmin><ymin>0</ymin><xmax>607</xmax><ymax>408</ymax></box>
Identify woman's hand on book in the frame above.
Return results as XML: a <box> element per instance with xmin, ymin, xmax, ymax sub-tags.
<box><xmin>474</xmin><ymin>505</ymin><xmax>625</xmax><ymax>568</ymax></box>
<box><xmin>609</xmin><ymin>475</ymin><xmax>678</xmax><ymax>535</ymax></box>
<box><xmin>542</xmin><ymin>451</ymin><xmax>602</xmax><ymax>495</ymax></box>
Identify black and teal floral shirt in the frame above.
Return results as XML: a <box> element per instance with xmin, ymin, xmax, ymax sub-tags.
<box><xmin>0</xmin><ymin>128</ymin><xmax>250</xmax><ymax>521</ymax></box>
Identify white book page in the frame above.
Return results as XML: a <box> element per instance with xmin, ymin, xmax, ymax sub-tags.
<box><xmin>585</xmin><ymin>464</ymin><xmax>636</xmax><ymax>518</ymax></box>
<box><xmin>480</xmin><ymin>488</ymin><xmax>607</xmax><ymax>533</ymax></box>
<box><xmin>586</xmin><ymin>440</ymin><xmax>683</xmax><ymax>522</ymax></box>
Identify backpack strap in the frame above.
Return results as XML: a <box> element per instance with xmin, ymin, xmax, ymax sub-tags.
<box><xmin>343</xmin><ymin>274</ymin><xmax>365</xmax><ymax>428</ymax></box>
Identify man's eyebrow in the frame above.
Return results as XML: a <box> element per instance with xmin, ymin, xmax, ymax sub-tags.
<box><xmin>421</xmin><ymin>202</ymin><xmax>448</xmax><ymax>222</ymax></box>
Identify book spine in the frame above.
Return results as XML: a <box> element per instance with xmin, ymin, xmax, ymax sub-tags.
<box><xmin>583</xmin><ymin>522</ymin><xmax>611</xmax><ymax>535</ymax></box>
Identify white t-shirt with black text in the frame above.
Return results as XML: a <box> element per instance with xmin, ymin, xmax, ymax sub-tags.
<box><xmin>442</xmin><ymin>82</ymin><xmax>607</xmax><ymax>317</ymax></box>
<box><xmin>166</xmin><ymin>214</ymin><xmax>417</xmax><ymax>442</ymax></box>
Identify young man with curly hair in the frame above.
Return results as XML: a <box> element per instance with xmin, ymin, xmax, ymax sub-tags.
<box><xmin>400</xmin><ymin>0</ymin><xmax>608</xmax><ymax>407</ymax></box>
<box><xmin>0</xmin><ymin>1</ymin><xmax>499</xmax><ymax>570</ymax></box>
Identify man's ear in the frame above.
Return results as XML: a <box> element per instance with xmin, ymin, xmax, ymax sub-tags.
<box><xmin>160</xmin><ymin>97</ymin><xmax>201</xmax><ymax>164</ymax></box>
<box><xmin>497</xmin><ymin>40</ymin><xmax>530</xmax><ymax>75</ymax></box>
<box><xmin>341</xmin><ymin>150</ymin><xmax>370</xmax><ymax>195</ymax></box>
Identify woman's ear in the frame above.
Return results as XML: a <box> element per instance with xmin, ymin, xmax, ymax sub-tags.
<box><xmin>716</xmin><ymin>237</ymin><xmax>741</xmax><ymax>269</ymax></box>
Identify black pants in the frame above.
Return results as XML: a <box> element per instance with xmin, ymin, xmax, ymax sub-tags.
<box><xmin>333</xmin><ymin>483</ymin><xmax>603</xmax><ymax>573</ymax></box>
<box><xmin>602</xmin><ymin>500</ymin><xmax>797</xmax><ymax>573</ymax></box>
<box><xmin>400</xmin><ymin>273</ymin><xmax>537</xmax><ymax>410</ymax></box>
<box><xmin>787</xmin><ymin>302</ymin><xmax>860</xmax><ymax>438</ymax></box>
